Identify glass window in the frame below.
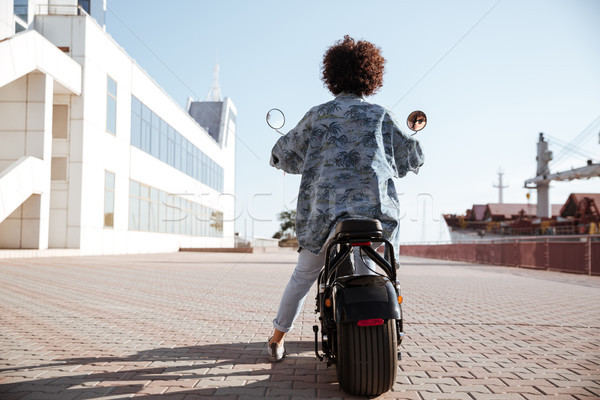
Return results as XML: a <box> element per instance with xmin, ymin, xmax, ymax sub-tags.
<box><xmin>201</xmin><ymin>153</ymin><xmax>207</xmax><ymax>184</ymax></box>
<box><xmin>199</xmin><ymin>206</ymin><xmax>205</xmax><ymax>236</ymax></box>
<box><xmin>151</xmin><ymin>113</ymin><xmax>160</xmax><ymax>158</ymax></box>
<box><xmin>158</xmin><ymin>190</ymin><xmax>166</xmax><ymax>233</ymax></box>
<box><xmin>182</xmin><ymin>200</ymin><xmax>188</xmax><ymax>235</ymax></box>
<box><xmin>127</xmin><ymin>98</ymin><xmax>226</xmax><ymax>192</ymax></box>
<box><xmin>106</xmin><ymin>76</ymin><xmax>117</xmax><ymax>135</ymax></box>
<box><xmin>141</xmin><ymin>118</ymin><xmax>151</xmax><ymax>153</ymax></box>
<box><xmin>191</xmin><ymin>203</ymin><xmax>197</xmax><ymax>236</ymax></box>
<box><xmin>149</xmin><ymin>188</ymin><xmax>159</xmax><ymax>232</ymax></box>
<box><xmin>129</xmin><ymin>180</ymin><xmax>140</xmax><ymax>197</ymax></box>
<box><xmin>15</xmin><ymin>21</ymin><xmax>26</xmax><ymax>33</ymax></box>
<box><xmin>187</xmin><ymin>144</ymin><xmax>193</xmax><ymax>176</ymax></box>
<box><xmin>166</xmin><ymin>193</ymin><xmax>175</xmax><ymax>233</ymax></box>
<box><xmin>131</xmin><ymin>96</ymin><xmax>142</xmax><ymax>116</ymax></box>
<box><xmin>184</xmin><ymin>199</ymin><xmax>190</xmax><ymax>234</ymax></box>
<box><xmin>78</xmin><ymin>0</ymin><xmax>91</xmax><ymax>14</ymax></box>
<box><xmin>187</xmin><ymin>200</ymin><xmax>193</xmax><ymax>235</ymax></box>
<box><xmin>130</xmin><ymin>97</ymin><xmax>141</xmax><ymax>148</ymax></box>
<box><xmin>129</xmin><ymin>197</ymin><xmax>139</xmax><ymax>230</ymax></box>
<box><xmin>159</xmin><ymin>120</ymin><xmax>168</xmax><ymax>162</ymax></box>
<box><xmin>181</xmin><ymin>139</ymin><xmax>188</xmax><ymax>175</ymax></box>
<box><xmin>139</xmin><ymin>184</ymin><xmax>149</xmax><ymax>198</ymax></box>
<box><xmin>179</xmin><ymin>197</ymin><xmax>186</xmax><ymax>235</ymax></box>
<box><xmin>205</xmin><ymin>206</ymin><xmax>211</xmax><ymax>236</ymax></box>
<box><xmin>192</xmin><ymin>148</ymin><xmax>198</xmax><ymax>180</ymax></box>
<box><xmin>212</xmin><ymin>211</ymin><xmax>223</xmax><ymax>236</ymax></box>
<box><xmin>129</xmin><ymin>180</ymin><xmax>140</xmax><ymax>231</ymax></box>
<box><xmin>167</xmin><ymin>127</ymin><xmax>175</xmax><ymax>166</ymax></box>
<box><xmin>173</xmin><ymin>196</ymin><xmax>181</xmax><ymax>234</ymax></box>
<box><xmin>14</xmin><ymin>0</ymin><xmax>28</xmax><ymax>22</ymax></box>
<box><xmin>139</xmin><ymin>187</ymin><xmax>149</xmax><ymax>232</ymax></box>
<box><xmin>104</xmin><ymin>171</ymin><xmax>115</xmax><ymax>228</ymax></box>
<box><xmin>209</xmin><ymin>211</ymin><xmax>215</xmax><ymax>237</ymax></box>
<box><xmin>175</xmin><ymin>134</ymin><xmax>182</xmax><ymax>170</ymax></box>
<box><xmin>141</xmin><ymin>103</ymin><xmax>151</xmax><ymax>122</ymax></box>
<box><xmin>130</xmin><ymin>110</ymin><xmax>141</xmax><ymax>148</ymax></box>
<box><xmin>219</xmin><ymin>166</ymin><xmax>224</xmax><ymax>192</ymax></box>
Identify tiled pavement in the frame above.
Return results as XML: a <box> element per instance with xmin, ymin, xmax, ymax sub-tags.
<box><xmin>0</xmin><ymin>251</ymin><xmax>599</xmax><ymax>400</ymax></box>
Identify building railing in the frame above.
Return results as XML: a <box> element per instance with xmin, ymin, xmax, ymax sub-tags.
<box><xmin>400</xmin><ymin>235</ymin><xmax>600</xmax><ymax>275</ymax></box>
<box><xmin>35</xmin><ymin>4</ymin><xmax>87</xmax><ymax>17</ymax></box>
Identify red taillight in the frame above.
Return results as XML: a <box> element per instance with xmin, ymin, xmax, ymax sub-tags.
<box><xmin>351</xmin><ymin>242</ymin><xmax>372</xmax><ymax>246</ymax></box>
<box><xmin>357</xmin><ymin>318</ymin><xmax>384</xmax><ymax>327</ymax></box>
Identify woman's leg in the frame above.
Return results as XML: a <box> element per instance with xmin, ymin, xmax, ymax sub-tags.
<box><xmin>271</xmin><ymin>248</ymin><xmax>326</xmax><ymax>343</ymax></box>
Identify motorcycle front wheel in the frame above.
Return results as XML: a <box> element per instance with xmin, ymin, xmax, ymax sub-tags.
<box><xmin>336</xmin><ymin>319</ymin><xmax>398</xmax><ymax>396</ymax></box>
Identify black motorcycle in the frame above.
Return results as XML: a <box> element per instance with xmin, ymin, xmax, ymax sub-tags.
<box><xmin>313</xmin><ymin>218</ymin><xmax>403</xmax><ymax>396</ymax></box>
<box><xmin>266</xmin><ymin>108</ymin><xmax>426</xmax><ymax>396</ymax></box>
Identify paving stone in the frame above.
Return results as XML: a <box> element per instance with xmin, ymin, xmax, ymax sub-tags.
<box><xmin>420</xmin><ymin>392</ymin><xmax>472</xmax><ymax>400</ymax></box>
<box><xmin>1</xmin><ymin>252</ymin><xmax>599</xmax><ymax>400</ymax></box>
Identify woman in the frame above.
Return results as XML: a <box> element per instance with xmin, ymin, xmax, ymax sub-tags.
<box><xmin>268</xmin><ymin>35</ymin><xmax>424</xmax><ymax>362</ymax></box>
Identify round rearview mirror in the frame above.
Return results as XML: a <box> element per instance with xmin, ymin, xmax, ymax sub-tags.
<box><xmin>407</xmin><ymin>110</ymin><xmax>427</xmax><ymax>135</ymax></box>
<box><xmin>266</xmin><ymin>108</ymin><xmax>285</xmax><ymax>135</ymax></box>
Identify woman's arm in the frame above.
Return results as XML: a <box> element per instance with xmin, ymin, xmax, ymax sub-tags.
<box><xmin>386</xmin><ymin>111</ymin><xmax>424</xmax><ymax>177</ymax></box>
<box><xmin>270</xmin><ymin>109</ymin><xmax>313</xmax><ymax>174</ymax></box>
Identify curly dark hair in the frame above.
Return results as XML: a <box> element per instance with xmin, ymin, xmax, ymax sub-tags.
<box><xmin>321</xmin><ymin>35</ymin><xmax>386</xmax><ymax>97</ymax></box>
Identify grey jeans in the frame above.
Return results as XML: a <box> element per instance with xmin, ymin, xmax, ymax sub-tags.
<box><xmin>272</xmin><ymin>244</ymin><xmax>378</xmax><ymax>333</ymax></box>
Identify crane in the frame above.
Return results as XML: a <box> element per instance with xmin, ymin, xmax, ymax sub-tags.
<box><xmin>524</xmin><ymin>133</ymin><xmax>600</xmax><ymax>217</ymax></box>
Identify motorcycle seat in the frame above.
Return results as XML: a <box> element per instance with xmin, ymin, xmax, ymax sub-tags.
<box><xmin>334</xmin><ymin>218</ymin><xmax>383</xmax><ymax>239</ymax></box>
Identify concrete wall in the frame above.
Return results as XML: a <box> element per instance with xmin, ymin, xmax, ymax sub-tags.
<box><xmin>34</xmin><ymin>15</ymin><xmax>85</xmax><ymax>248</ymax></box>
<box><xmin>0</xmin><ymin>73</ymin><xmax>53</xmax><ymax>249</ymax></box>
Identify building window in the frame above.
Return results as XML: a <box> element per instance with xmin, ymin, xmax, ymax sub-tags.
<box><xmin>130</xmin><ymin>96</ymin><xmax>141</xmax><ymax>147</ymax></box>
<box><xmin>129</xmin><ymin>180</ymin><xmax>140</xmax><ymax>230</ymax></box>
<box><xmin>104</xmin><ymin>171</ymin><xmax>115</xmax><ymax>228</ymax></box>
<box><xmin>15</xmin><ymin>21</ymin><xmax>26</xmax><ymax>33</ymax></box>
<box><xmin>127</xmin><ymin>179</ymin><xmax>223</xmax><ymax>237</ymax></box>
<box><xmin>51</xmin><ymin>157</ymin><xmax>68</xmax><ymax>181</ymax></box>
<box><xmin>78</xmin><ymin>0</ymin><xmax>91</xmax><ymax>14</ymax></box>
<box><xmin>52</xmin><ymin>104</ymin><xmax>69</xmax><ymax>138</ymax></box>
<box><xmin>129</xmin><ymin>95</ymin><xmax>225</xmax><ymax>192</ymax></box>
<box><xmin>14</xmin><ymin>0</ymin><xmax>28</xmax><ymax>22</ymax></box>
<box><xmin>141</xmin><ymin>103</ymin><xmax>151</xmax><ymax>153</ymax></box>
<box><xmin>106</xmin><ymin>76</ymin><xmax>117</xmax><ymax>135</ymax></box>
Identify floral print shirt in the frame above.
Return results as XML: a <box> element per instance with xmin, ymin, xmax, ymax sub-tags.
<box><xmin>270</xmin><ymin>93</ymin><xmax>424</xmax><ymax>254</ymax></box>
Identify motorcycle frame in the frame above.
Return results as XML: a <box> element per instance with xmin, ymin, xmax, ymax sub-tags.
<box><xmin>314</xmin><ymin>233</ymin><xmax>404</xmax><ymax>365</ymax></box>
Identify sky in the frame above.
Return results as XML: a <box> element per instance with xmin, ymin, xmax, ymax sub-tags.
<box><xmin>105</xmin><ymin>0</ymin><xmax>600</xmax><ymax>242</ymax></box>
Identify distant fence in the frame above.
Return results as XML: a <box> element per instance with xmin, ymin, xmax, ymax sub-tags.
<box><xmin>400</xmin><ymin>235</ymin><xmax>600</xmax><ymax>275</ymax></box>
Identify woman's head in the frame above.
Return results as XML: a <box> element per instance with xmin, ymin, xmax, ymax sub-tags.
<box><xmin>321</xmin><ymin>35</ymin><xmax>386</xmax><ymax>97</ymax></box>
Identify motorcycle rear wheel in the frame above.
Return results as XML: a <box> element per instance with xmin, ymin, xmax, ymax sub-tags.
<box><xmin>336</xmin><ymin>319</ymin><xmax>398</xmax><ymax>396</ymax></box>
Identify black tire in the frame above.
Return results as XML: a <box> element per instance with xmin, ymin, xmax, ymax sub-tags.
<box><xmin>336</xmin><ymin>319</ymin><xmax>398</xmax><ymax>396</ymax></box>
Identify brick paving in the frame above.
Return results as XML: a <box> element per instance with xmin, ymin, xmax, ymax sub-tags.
<box><xmin>0</xmin><ymin>251</ymin><xmax>599</xmax><ymax>400</ymax></box>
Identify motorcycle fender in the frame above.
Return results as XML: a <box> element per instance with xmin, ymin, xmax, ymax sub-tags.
<box><xmin>332</xmin><ymin>276</ymin><xmax>401</xmax><ymax>323</ymax></box>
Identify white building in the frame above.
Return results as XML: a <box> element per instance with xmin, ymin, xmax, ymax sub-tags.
<box><xmin>0</xmin><ymin>0</ymin><xmax>237</xmax><ymax>254</ymax></box>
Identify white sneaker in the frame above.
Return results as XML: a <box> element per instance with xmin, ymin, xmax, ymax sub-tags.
<box><xmin>267</xmin><ymin>337</ymin><xmax>285</xmax><ymax>362</ymax></box>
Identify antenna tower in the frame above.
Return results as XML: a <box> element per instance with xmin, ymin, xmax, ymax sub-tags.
<box><xmin>205</xmin><ymin>64</ymin><xmax>223</xmax><ymax>101</ymax></box>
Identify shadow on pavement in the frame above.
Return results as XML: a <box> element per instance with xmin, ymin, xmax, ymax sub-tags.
<box><xmin>0</xmin><ymin>341</ymin><xmax>341</xmax><ymax>399</ymax></box>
